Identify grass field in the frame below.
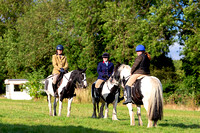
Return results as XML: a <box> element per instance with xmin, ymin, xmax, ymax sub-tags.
<box><xmin>0</xmin><ymin>98</ymin><xmax>200</xmax><ymax>133</ymax></box>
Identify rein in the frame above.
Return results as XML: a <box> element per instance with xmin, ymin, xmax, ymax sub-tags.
<box><xmin>122</xmin><ymin>75</ymin><xmax>130</xmax><ymax>87</ymax></box>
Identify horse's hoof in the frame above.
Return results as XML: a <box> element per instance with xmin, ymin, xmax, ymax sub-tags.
<box><xmin>92</xmin><ymin>114</ymin><xmax>97</xmax><ymax>118</ymax></box>
<box><xmin>112</xmin><ymin>117</ymin><xmax>119</xmax><ymax>120</ymax></box>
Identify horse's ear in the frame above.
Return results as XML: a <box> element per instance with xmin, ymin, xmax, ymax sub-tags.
<box><xmin>82</xmin><ymin>68</ymin><xmax>87</xmax><ymax>73</ymax></box>
<box><xmin>114</xmin><ymin>62</ymin><xmax>121</xmax><ymax>72</ymax></box>
<box><xmin>77</xmin><ymin>67</ymin><xmax>81</xmax><ymax>71</ymax></box>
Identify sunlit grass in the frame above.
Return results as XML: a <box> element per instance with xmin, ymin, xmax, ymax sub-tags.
<box><xmin>0</xmin><ymin>98</ymin><xmax>200</xmax><ymax>133</ymax></box>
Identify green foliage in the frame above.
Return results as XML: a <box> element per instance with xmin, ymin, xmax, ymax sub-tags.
<box><xmin>0</xmin><ymin>0</ymin><xmax>199</xmax><ymax>105</ymax></box>
<box><xmin>24</xmin><ymin>67</ymin><xmax>45</xmax><ymax>98</ymax></box>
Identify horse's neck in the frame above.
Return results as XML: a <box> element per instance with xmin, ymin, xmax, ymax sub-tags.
<box><xmin>64</xmin><ymin>71</ymin><xmax>72</xmax><ymax>80</ymax></box>
<box><xmin>103</xmin><ymin>80</ymin><xmax>117</xmax><ymax>90</ymax></box>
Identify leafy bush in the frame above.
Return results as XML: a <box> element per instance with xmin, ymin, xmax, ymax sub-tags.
<box><xmin>24</xmin><ymin>67</ymin><xmax>45</xmax><ymax>98</ymax></box>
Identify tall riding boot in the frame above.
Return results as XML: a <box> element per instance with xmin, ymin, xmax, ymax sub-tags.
<box><xmin>123</xmin><ymin>85</ymin><xmax>132</xmax><ymax>105</ymax></box>
<box><xmin>52</xmin><ymin>83</ymin><xmax>58</xmax><ymax>97</ymax></box>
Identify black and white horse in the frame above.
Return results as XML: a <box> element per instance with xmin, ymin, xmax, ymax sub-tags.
<box><xmin>112</xmin><ymin>64</ymin><xmax>163</xmax><ymax>127</ymax></box>
<box><xmin>91</xmin><ymin>76</ymin><xmax>121</xmax><ymax>120</ymax></box>
<box><xmin>44</xmin><ymin>68</ymin><xmax>87</xmax><ymax>117</ymax></box>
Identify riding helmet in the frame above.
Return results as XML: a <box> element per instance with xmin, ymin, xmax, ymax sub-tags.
<box><xmin>56</xmin><ymin>45</ymin><xmax>64</xmax><ymax>50</ymax></box>
<box><xmin>102</xmin><ymin>52</ymin><xmax>109</xmax><ymax>58</ymax></box>
<box><xmin>135</xmin><ymin>45</ymin><xmax>145</xmax><ymax>52</ymax></box>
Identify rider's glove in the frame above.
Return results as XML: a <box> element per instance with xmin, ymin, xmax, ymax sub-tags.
<box><xmin>60</xmin><ymin>68</ymin><xmax>65</xmax><ymax>73</ymax></box>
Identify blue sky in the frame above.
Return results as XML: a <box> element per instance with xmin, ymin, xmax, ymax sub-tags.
<box><xmin>167</xmin><ymin>42</ymin><xmax>184</xmax><ymax>60</ymax></box>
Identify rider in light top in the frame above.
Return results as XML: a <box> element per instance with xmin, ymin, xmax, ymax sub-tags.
<box><xmin>52</xmin><ymin>44</ymin><xmax>68</xmax><ymax>97</ymax></box>
<box><xmin>123</xmin><ymin>44</ymin><xmax>151</xmax><ymax>105</ymax></box>
<box><xmin>94</xmin><ymin>53</ymin><xmax>114</xmax><ymax>100</ymax></box>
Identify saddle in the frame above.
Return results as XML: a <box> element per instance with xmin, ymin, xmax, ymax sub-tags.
<box><xmin>131</xmin><ymin>77</ymin><xmax>144</xmax><ymax>105</ymax></box>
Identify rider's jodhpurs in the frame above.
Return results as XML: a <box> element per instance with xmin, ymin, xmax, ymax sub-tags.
<box><xmin>95</xmin><ymin>79</ymin><xmax>104</xmax><ymax>88</ymax></box>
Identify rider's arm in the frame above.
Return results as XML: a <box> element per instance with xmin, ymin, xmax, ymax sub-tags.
<box><xmin>97</xmin><ymin>63</ymin><xmax>104</xmax><ymax>77</ymax></box>
<box><xmin>63</xmin><ymin>57</ymin><xmax>68</xmax><ymax>70</ymax></box>
<box><xmin>131</xmin><ymin>55</ymin><xmax>143</xmax><ymax>74</ymax></box>
<box><xmin>52</xmin><ymin>55</ymin><xmax>60</xmax><ymax>71</ymax></box>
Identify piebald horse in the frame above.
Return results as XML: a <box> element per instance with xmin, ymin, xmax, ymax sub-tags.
<box><xmin>44</xmin><ymin>68</ymin><xmax>87</xmax><ymax>117</ymax></box>
<box><xmin>112</xmin><ymin>64</ymin><xmax>163</xmax><ymax>127</ymax></box>
<box><xmin>91</xmin><ymin>77</ymin><xmax>121</xmax><ymax>120</ymax></box>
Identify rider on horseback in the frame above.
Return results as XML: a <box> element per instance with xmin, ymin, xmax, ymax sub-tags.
<box><xmin>52</xmin><ymin>44</ymin><xmax>68</xmax><ymax>97</ymax></box>
<box><xmin>123</xmin><ymin>44</ymin><xmax>151</xmax><ymax>105</ymax></box>
<box><xmin>94</xmin><ymin>53</ymin><xmax>114</xmax><ymax>102</ymax></box>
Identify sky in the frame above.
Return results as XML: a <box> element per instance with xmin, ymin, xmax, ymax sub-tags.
<box><xmin>167</xmin><ymin>42</ymin><xmax>185</xmax><ymax>60</ymax></box>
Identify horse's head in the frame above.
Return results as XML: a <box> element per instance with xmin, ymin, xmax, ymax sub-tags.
<box><xmin>111</xmin><ymin>63</ymin><xmax>131</xmax><ymax>88</ymax></box>
<box><xmin>75</xmin><ymin>67</ymin><xmax>87</xmax><ymax>88</ymax></box>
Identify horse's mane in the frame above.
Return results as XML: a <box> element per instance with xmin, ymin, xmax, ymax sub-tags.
<box><xmin>114</xmin><ymin>62</ymin><xmax>122</xmax><ymax>72</ymax></box>
<box><xmin>113</xmin><ymin>63</ymin><xmax>131</xmax><ymax>81</ymax></box>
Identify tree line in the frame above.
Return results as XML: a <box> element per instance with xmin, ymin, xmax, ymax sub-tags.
<box><xmin>0</xmin><ymin>0</ymin><xmax>199</xmax><ymax>105</ymax></box>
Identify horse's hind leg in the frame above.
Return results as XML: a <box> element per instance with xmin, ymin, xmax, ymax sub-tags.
<box><xmin>153</xmin><ymin>120</ymin><xmax>158</xmax><ymax>127</ymax></box>
<box><xmin>92</xmin><ymin>98</ymin><xmax>97</xmax><ymax>118</ymax></box>
<box><xmin>67</xmin><ymin>98</ymin><xmax>73</xmax><ymax>117</ymax></box>
<box><xmin>47</xmin><ymin>94</ymin><xmax>52</xmax><ymax>116</ymax></box>
<box><xmin>147</xmin><ymin>119</ymin><xmax>153</xmax><ymax>128</ymax></box>
<box><xmin>137</xmin><ymin>105</ymin><xmax>143</xmax><ymax>126</ymax></box>
<box><xmin>127</xmin><ymin>103</ymin><xmax>135</xmax><ymax>126</ymax></box>
<box><xmin>53</xmin><ymin>97</ymin><xmax>58</xmax><ymax>116</ymax></box>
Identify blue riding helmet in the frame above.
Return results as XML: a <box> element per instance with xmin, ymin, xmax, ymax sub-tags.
<box><xmin>102</xmin><ymin>52</ymin><xmax>109</xmax><ymax>58</ymax></box>
<box><xmin>56</xmin><ymin>45</ymin><xmax>64</xmax><ymax>50</ymax></box>
<box><xmin>136</xmin><ymin>45</ymin><xmax>145</xmax><ymax>52</ymax></box>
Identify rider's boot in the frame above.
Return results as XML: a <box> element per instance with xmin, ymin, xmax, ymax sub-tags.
<box><xmin>123</xmin><ymin>85</ymin><xmax>132</xmax><ymax>105</ymax></box>
<box><xmin>52</xmin><ymin>83</ymin><xmax>58</xmax><ymax>97</ymax></box>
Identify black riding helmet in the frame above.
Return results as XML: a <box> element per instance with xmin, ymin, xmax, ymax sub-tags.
<box><xmin>102</xmin><ymin>52</ymin><xmax>109</xmax><ymax>58</ymax></box>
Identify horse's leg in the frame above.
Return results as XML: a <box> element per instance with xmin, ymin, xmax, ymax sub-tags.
<box><xmin>53</xmin><ymin>97</ymin><xmax>58</xmax><ymax>116</ymax></box>
<box><xmin>58</xmin><ymin>99</ymin><xmax>63</xmax><ymax>116</ymax></box>
<box><xmin>99</xmin><ymin>102</ymin><xmax>105</xmax><ymax>118</ymax></box>
<box><xmin>143</xmin><ymin>100</ymin><xmax>153</xmax><ymax>128</ymax></box>
<box><xmin>97</xmin><ymin>102</ymin><xmax>100</xmax><ymax>118</ymax></box>
<box><xmin>153</xmin><ymin>120</ymin><xmax>158</xmax><ymax>127</ymax></box>
<box><xmin>104</xmin><ymin>102</ymin><xmax>109</xmax><ymax>118</ymax></box>
<box><xmin>92</xmin><ymin>97</ymin><xmax>97</xmax><ymax>118</ymax></box>
<box><xmin>137</xmin><ymin>105</ymin><xmax>143</xmax><ymax>126</ymax></box>
<box><xmin>127</xmin><ymin>103</ymin><xmax>135</xmax><ymax>126</ymax></box>
<box><xmin>148</xmin><ymin>119</ymin><xmax>153</xmax><ymax>127</ymax></box>
<box><xmin>47</xmin><ymin>94</ymin><xmax>52</xmax><ymax>116</ymax></box>
<box><xmin>67</xmin><ymin>97</ymin><xmax>73</xmax><ymax>117</ymax></box>
<box><xmin>112</xmin><ymin>95</ymin><xmax>118</xmax><ymax>120</ymax></box>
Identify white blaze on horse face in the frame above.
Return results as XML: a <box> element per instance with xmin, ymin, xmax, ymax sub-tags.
<box><xmin>82</xmin><ymin>73</ymin><xmax>87</xmax><ymax>88</ymax></box>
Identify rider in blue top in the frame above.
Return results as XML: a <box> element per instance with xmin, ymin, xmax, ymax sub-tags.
<box><xmin>94</xmin><ymin>53</ymin><xmax>114</xmax><ymax>101</ymax></box>
<box><xmin>97</xmin><ymin>54</ymin><xmax>114</xmax><ymax>81</ymax></box>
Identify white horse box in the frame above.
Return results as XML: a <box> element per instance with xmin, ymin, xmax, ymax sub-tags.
<box><xmin>4</xmin><ymin>79</ymin><xmax>32</xmax><ymax>100</ymax></box>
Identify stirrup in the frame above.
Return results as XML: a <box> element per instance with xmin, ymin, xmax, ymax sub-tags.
<box><xmin>123</xmin><ymin>99</ymin><xmax>132</xmax><ymax>105</ymax></box>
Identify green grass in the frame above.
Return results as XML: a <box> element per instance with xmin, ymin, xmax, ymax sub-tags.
<box><xmin>0</xmin><ymin>98</ymin><xmax>200</xmax><ymax>133</ymax></box>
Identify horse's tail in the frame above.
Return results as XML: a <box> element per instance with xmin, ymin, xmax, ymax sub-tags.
<box><xmin>148</xmin><ymin>77</ymin><xmax>163</xmax><ymax>121</ymax></box>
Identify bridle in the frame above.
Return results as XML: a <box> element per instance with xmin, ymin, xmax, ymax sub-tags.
<box><xmin>122</xmin><ymin>75</ymin><xmax>130</xmax><ymax>87</ymax></box>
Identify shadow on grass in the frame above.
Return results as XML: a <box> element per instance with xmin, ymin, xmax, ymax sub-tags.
<box><xmin>0</xmin><ymin>123</ymin><xmax>113</xmax><ymax>133</ymax></box>
<box><xmin>160</xmin><ymin>123</ymin><xmax>200</xmax><ymax>129</ymax></box>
